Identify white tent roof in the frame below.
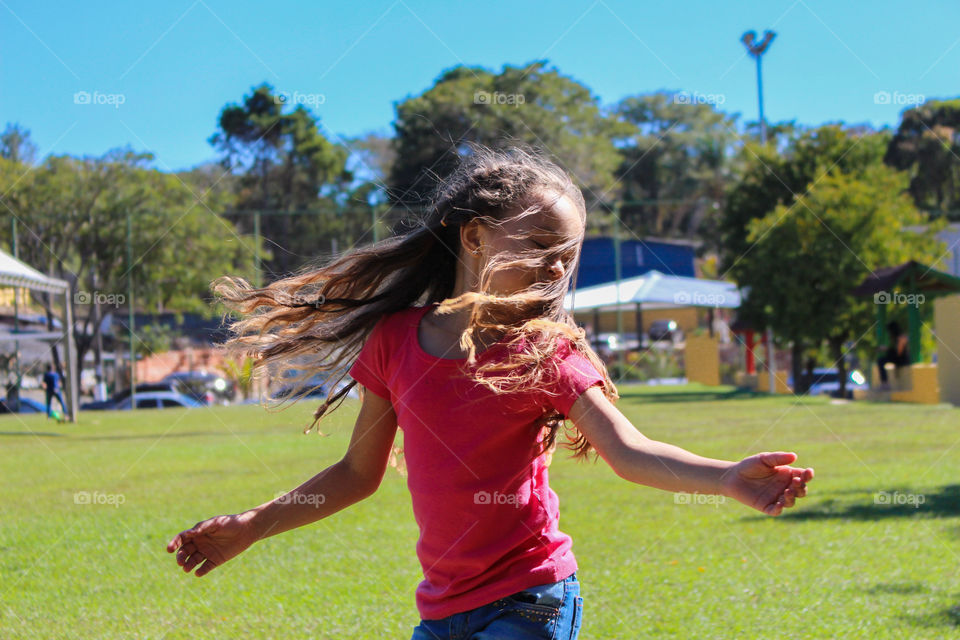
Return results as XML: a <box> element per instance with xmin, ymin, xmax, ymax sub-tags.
<box><xmin>565</xmin><ymin>270</ymin><xmax>741</xmax><ymax>311</ymax></box>
<box><xmin>0</xmin><ymin>248</ymin><xmax>67</xmax><ymax>294</ymax></box>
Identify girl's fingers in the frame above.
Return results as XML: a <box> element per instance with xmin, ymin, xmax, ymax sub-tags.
<box><xmin>183</xmin><ymin>551</ymin><xmax>204</xmax><ymax>573</ymax></box>
<box><xmin>195</xmin><ymin>558</ymin><xmax>217</xmax><ymax>577</ymax></box>
<box><xmin>792</xmin><ymin>476</ymin><xmax>807</xmax><ymax>498</ymax></box>
<box><xmin>167</xmin><ymin>529</ymin><xmax>195</xmax><ymax>552</ymax></box>
<box><xmin>176</xmin><ymin>542</ymin><xmax>196</xmax><ymax>565</ymax></box>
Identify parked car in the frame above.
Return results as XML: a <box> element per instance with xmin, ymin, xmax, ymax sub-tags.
<box><xmin>114</xmin><ymin>391</ymin><xmax>204</xmax><ymax>410</ymax></box>
<box><xmin>648</xmin><ymin>319</ymin><xmax>680</xmax><ymax>342</ymax></box>
<box><xmin>271</xmin><ymin>369</ymin><xmax>331</xmax><ymax>400</ymax></box>
<box><xmin>789</xmin><ymin>367</ymin><xmax>869</xmax><ymax>399</ymax></box>
<box><xmin>589</xmin><ymin>332</ymin><xmax>641</xmax><ymax>352</ymax></box>
<box><xmin>162</xmin><ymin>371</ymin><xmax>235</xmax><ymax>405</ymax></box>
<box><xmin>81</xmin><ymin>382</ymin><xmax>179</xmax><ymax>410</ymax></box>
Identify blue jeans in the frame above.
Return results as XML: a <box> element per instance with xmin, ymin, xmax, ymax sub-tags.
<box><xmin>410</xmin><ymin>572</ymin><xmax>583</xmax><ymax>640</ymax></box>
<box><xmin>45</xmin><ymin>390</ymin><xmax>66</xmax><ymax>417</ymax></box>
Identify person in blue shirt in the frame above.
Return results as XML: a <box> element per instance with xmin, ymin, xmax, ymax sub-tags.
<box><xmin>42</xmin><ymin>363</ymin><xmax>67</xmax><ymax>419</ymax></box>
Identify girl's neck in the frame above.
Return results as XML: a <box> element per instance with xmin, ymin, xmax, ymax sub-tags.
<box><xmin>423</xmin><ymin>303</ymin><xmax>503</xmax><ymax>352</ymax></box>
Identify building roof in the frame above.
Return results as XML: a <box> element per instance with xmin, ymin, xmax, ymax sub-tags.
<box><xmin>0</xmin><ymin>248</ymin><xmax>67</xmax><ymax>294</ymax></box>
<box><xmin>565</xmin><ymin>270</ymin><xmax>740</xmax><ymax>311</ymax></box>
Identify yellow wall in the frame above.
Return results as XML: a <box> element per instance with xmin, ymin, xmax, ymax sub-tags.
<box><xmin>889</xmin><ymin>364</ymin><xmax>941</xmax><ymax>404</ymax></box>
<box><xmin>756</xmin><ymin>370</ymin><xmax>792</xmax><ymax>394</ymax></box>
<box><xmin>685</xmin><ymin>334</ymin><xmax>720</xmax><ymax>386</ymax></box>
<box><xmin>934</xmin><ymin>295</ymin><xmax>960</xmax><ymax>406</ymax></box>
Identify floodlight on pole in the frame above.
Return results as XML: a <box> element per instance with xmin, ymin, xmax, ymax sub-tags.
<box><xmin>742</xmin><ymin>29</ymin><xmax>778</xmax><ymax>394</ymax></box>
<box><xmin>741</xmin><ymin>30</ymin><xmax>776</xmax><ymax>144</ymax></box>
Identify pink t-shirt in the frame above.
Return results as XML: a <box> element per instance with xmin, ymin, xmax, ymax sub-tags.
<box><xmin>347</xmin><ymin>302</ymin><xmax>606</xmax><ymax>620</ymax></box>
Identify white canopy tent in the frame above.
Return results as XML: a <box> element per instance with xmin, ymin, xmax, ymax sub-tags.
<box><xmin>0</xmin><ymin>248</ymin><xmax>78</xmax><ymax>421</ymax></box>
<box><xmin>564</xmin><ymin>270</ymin><xmax>741</xmax><ymax>311</ymax></box>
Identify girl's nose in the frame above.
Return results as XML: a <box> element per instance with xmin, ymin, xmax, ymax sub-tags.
<box><xmin>545</xmin><ymin>257</ymin><xmax>565</xmax><ymax>280</ymax></box>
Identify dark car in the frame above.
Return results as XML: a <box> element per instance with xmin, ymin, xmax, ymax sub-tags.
<box><xmin>271</xmin><ymin>369</ymin><xmax>330</xmax><ymax>400</ymax></box>
<box><xmin>162</xmin><ymin>371</ymin><xmax>236</xmax><ymax>405</ymax></box>
<box><xmin>648</xmin><ymin>319</ymin><xmax>680</xmax><ymax>342</ymax></box>
<box><xmin>80</xmin><ymin>382</ymin><xmax>179</xmax><ymax>410</ymax></box>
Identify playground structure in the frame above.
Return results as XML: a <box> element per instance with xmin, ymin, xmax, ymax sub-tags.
<box><xmin>850</xmin><ymin>260</ymin><xmax>960</xmax><ymax>405</ymax></box>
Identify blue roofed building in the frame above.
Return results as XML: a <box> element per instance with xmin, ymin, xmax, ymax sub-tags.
<box><xmin>574</xmin><ymin>237</ymin><xmax>697</xmax><ymax>288</ymax></box>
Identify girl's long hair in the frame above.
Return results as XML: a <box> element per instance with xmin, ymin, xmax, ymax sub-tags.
<box><xmin>212</xmin><ymin>141</ymin><xmax>619</xmax><ymax>468</ymax></box>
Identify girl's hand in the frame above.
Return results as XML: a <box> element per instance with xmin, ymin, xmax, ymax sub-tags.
<box><xmin>720</xmin><ymin>452</ymin><xmax>814</xmax><ymax>516</ymax></box>
<box><xmin>166</xmin><ymin>512</ymin><xmax>258</xmax><ymax>577</ymax></box>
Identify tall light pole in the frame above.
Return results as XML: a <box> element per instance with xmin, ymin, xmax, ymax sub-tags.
<box><xmin>741</xmin><ymin>29</ymin><xmax>778</xmax><ymax>394</ymax></box>
<box><xmin>741</xmin><ymin>30</ymin><xmax>776</xmax><ymax>144</ymax></box>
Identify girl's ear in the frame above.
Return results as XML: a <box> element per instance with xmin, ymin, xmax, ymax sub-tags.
<box><xmin>460</xmin><ymin>219</ymin><xmax>484</xmax><ymax>256</ymax></box>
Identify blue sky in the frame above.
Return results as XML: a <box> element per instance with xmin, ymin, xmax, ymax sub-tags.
<box><xmin>2</xmin><ymin>0</ymin><xmax>957</xmax><ymax>172</ymax></box>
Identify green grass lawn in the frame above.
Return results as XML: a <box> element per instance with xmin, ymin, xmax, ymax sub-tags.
<box><xmin>2</xmin><ymin>384</ymin><xmax>959</xmax><ymax>639</ymax></box>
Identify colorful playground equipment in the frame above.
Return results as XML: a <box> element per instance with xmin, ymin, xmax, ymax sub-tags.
<box><xmin>851</xmin><ymin>261</ymin><xmax>960</xmax><ymax>405</ymax></box>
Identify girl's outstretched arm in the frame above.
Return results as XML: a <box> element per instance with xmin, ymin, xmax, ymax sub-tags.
<box><xmin>567</xmin><ymin>386</ymin><xmax>814</xmax><ymax>516</ymax></box>
<box><xmin>166</xmin><ymin>386</ymin><xmax>399</xmax><ymax>576</ymax></box>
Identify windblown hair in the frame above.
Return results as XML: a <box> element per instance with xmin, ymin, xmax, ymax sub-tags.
<box><xmin>212</xmin><ymin>141</ymin><xmax>620</xmax><ymax>469</ymax></box>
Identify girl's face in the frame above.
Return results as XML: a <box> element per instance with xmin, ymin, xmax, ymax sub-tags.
<box><xmin>465</xmin><ymin>192</ymin><xmax>584</xmax><ymax>297</ymax></box>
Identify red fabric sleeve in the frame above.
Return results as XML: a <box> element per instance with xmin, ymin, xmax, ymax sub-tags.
<box><xmin>347</xmin><ymin>318</ymin><xmax>391</xmax><ymax>400</ymax></box>
<box><xmin>545</xmin><ymin>339</ymin><xmax>605</xmax><ymax>416</ymax></box>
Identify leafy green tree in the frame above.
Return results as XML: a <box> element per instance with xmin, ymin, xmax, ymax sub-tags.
<box><xmin>388</xmin><ymin>61</ymin><xmax>631</xmax><ymax>222</ymax></box>
<box><xmin>1</xmin><ymin>123</ymin><xmax>38</xmax><ymax>165</ymax></box>
<box><xmin>738</xmin><ymin>164</ymin><xmax>944</xmax><ymax>395</ymax></box>
<box><xmin>209</xmin><ymin>83</ymin><xmax>355</xmax><ymax>275</ymax></box>
<box><xmin>721</xmin><ymin>124</ymin><xmax>891</xmax><ymax>273</ymax></box>
<box><xmin>613</xmin><ymin>91</ymin><xmax>741</xmax><ymax>245</ymax></box>
<box><xmin>0</xmin><ymin>146</ymin><xmax>246</xmax><ymax>375</ymax></box>
<box><xmin>884</xmin><ymin>98</ymin><xmax>960</xmax><ymax>219</ymax></box>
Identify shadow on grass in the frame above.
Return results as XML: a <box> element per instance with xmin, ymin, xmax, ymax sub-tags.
<box><xmin>899</xmin><ymin>603</ymin><xmax>960</xmax><ymax>629</ymax></box>
<box><xmin>0</xmin><ymin>429</ymin><xmax>266</xmax><ymax>440</ymax></box>
<box><xmin>740</xmin><ymin>484</ymin><xmax>960</xmax><ymax>522</ymax></box>
<box><xmin>621</xmin><ymin>387</ymin><xmax>767</xmax><ymax>403</ymax></box>
<box><xmin>0</xmin><ymin>430</ymin><xmax>65</xmax><ymax>437</ymax></box>
<box><xmin>860</xmin><ymin>582</ymin><xmax>960</xmax><ymax>630</ymax></box>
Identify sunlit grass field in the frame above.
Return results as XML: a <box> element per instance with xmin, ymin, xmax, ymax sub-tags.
<box><xmin>2</xmin><ymin>384</ymin><xmax>959</xmax><ymax>639</ymax></box>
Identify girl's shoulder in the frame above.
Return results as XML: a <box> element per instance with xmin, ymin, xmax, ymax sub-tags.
<box><xmin>368</xmin><ymin>304</ymin><xmax>430</xmax><ymax>340</ymax></box>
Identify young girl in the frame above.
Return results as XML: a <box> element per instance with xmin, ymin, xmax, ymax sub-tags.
<box><xmin>166</xmin><ymin>143</ymin><xmax>814</xmax><ymax>639</ymax></box>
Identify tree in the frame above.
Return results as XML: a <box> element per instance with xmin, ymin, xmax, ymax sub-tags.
<box><xmin>884</xmin><ymin>98</ymin><xmax>960</xmax><ymax>219</ymax></box>
<box><xmin>0</xmin><ymin>148</ymin><xmax>246</xmax><ymax>377</ymax></box>
<box><xmin>0</xmin><ymin>123</ymin><xmax>38</xmax><ymax>166</ymax></box>
<box><xmin>613</xmin><ymin>91</ymin><xmax>741</xmax><ymax>246</ymax></box>
<box><xmin>209</xmin><ymin>83</ymin><xmax>355</xmax><ymax>276</ymax></box>
<box><xmin>738</xmin><ymin>164</ymin><xmax>944</xmax><ymax>396</ymax></box>
<box><xmin>388</xmin><ymin>60</ymin><xmax>631</xmax><ymax>222</ymax></box>
<box><xmin>721</xmin><ymin>124</ymin><xmax>891</xmax><ymax>274</ymax></box>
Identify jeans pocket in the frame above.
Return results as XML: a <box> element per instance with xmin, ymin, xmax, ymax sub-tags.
<box><xmin>503</xmin><ymin>578</ymin><xmax>565</xmax><ymax>613</ymax></box>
